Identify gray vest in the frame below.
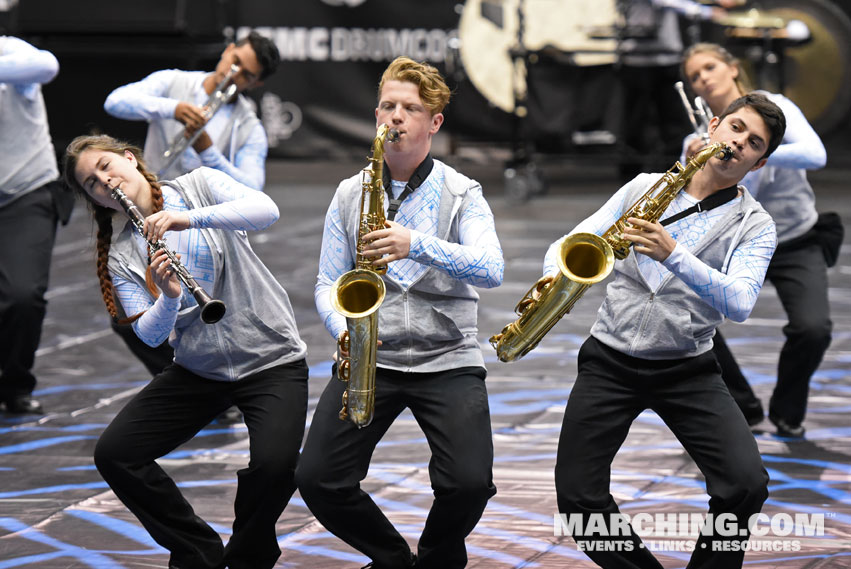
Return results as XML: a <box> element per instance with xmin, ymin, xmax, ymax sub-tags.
<box><xmin>0</xmin><ymin>38</ymin><xmax>58</xmax><ymax>206</ymax></box>
<box><xmin>143</xmin><ymin>70</ymin><xmax>260</xmax><ymax>181</ymax></box>
<box><xmin>335</xmin><ymin>160</ymin><xmax>486</xmax><ymax>372</ymax></box>
<box><xmin>108</xmin><ymin>169</ymin><xmax>307</xmax><ymax>381</ymax></box>
<box><xmin>591</xmin><ymin>177</ymin><xmax>775</xmax><ymax>359</ymax></box>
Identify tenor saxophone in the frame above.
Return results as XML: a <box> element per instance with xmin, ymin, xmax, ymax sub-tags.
<box><xmin>490</xmin><ymin>142</ymin><xmax>733</xmax><ymax>362</ymax></box>
<box><xmin>331</xmin><ymin>124</ymin><xmax>399</xmax><ymax>427</ymax></box>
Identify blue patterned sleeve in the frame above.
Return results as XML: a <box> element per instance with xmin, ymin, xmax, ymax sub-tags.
<box><xmin>315</xmin><ymin>191</ymin><xmax>350</xmax><ymax>339</ymax></box>
<box><xmin>113</xmin><ymin>274</ymin><xmax>180</xmax><ymax>347</ymax></box>
<box><xmin>407</xmin><ymin>186</ymin><xmax>504</xmax><ymax>288</ymax></box>
<box><xmin>186</xmin><ymin>168</ymin><xmax>278</xmax><ymax>231</ymax></box>
<box><xmin>103</xmin><ymin>69</ymin><xmax>180</xmax><ymax>121</ymax></box>
<box><xmin>661</xmin><ymin>221</ymin><xmax>776</xmax><ymax>321</ymax></box>
<box><xmin>198</xmin><ymin>120</ymin><xmax>268</xmax><ymax>190</ymax></box>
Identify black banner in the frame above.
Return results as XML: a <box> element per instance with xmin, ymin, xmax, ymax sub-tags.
<box><xmin>232</xmin><ymin>0</ymin><xmax>512</xmax><ymax>158</ymax></box>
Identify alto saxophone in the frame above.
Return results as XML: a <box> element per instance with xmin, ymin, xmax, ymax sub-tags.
<box><xmin>490</xmin><ymin>142</ymin><xmax>733</xmax><ymax>362</ymax></box>
<box><xmin>330</xmin><ymin>124</ymin><xmax>399</xmax><ymax>428</ymax></box>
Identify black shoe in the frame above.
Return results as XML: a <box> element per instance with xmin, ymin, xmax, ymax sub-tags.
<box><xmin>742</xmin><ymin>401</ymin><xmax>765</xmax><ymax>427</ymax></box>
<box><xmin>3</xmin><ymin>395</ymin><xmax>44</xmax><ymax>415</ymax></box>
<box><xmin>215</xmin><ymin>406</ymin><xmax>243</xmax><ymax>425</ymax></box>
<box><xmin>769</xmin><ymin>415</ymin><xmax>805</xmax><ymax>439</ymax></box>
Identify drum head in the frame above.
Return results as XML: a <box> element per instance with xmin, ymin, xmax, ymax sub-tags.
<box><xmin>458</xmin><ymin>0</ymin><xmax>522</xmax><ymax>113</ymax></box>
<box><xmin>458</xmin><ymin>0</ymin><xmax>618</xmax><ymax>113</ymax></box>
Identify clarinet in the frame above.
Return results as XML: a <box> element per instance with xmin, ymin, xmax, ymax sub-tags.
<box><xmin>110</xmin><ymin>185</ymin><xmax>226</xmax><ymax>324</ymax></box>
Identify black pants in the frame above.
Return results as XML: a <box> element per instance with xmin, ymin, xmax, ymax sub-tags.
<box><xmin>556</xmin><ymin>337</ymin><xmax>768</xmax><ymax>569</ymax></box>
<box><xmin>0</xmin><ymin>186</ymin><xmax>59</xmax><ymax>400</ymax></box>
<box><xmin>94</xmin><ymin>359</ymin><xmax>308</xmax><ymax>569</ymax></box>
<box><xmin>714</xmin><ymin>240</ymin><xmax>831</xmax><ymax>426</ymax></box>
<box><xmin>295</xmin><ymin>366</ymin><xmax>495</xmax><ymax>569</ymax></box>
<box><xmin>111</xmin><ymin>318</ymin><xmax>175</xmax><ymax>375</ymax></box>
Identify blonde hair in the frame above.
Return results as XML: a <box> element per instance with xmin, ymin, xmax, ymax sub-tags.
<box><xmin>63</xmin><ymin>134</ymin><xmax>163</xmax><ymax>323</ymax></box>
<box><xmin>682</xmin><ymin>42</ymin><xmax>750</xmax><ymax>96</ymax></box>
<box><xmin>378</xmin><ymin>56</ymin><xmax>451</xmax><ymax>115</ymax></box>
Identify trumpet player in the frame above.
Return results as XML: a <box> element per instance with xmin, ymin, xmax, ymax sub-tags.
<box><xmin>681</xmin><ymin>43</ymin><xmax>831</xmax><ymax>438</ymax></box>
<box><xmin>551</xmin><ymin>95</ymin><xmax>785</xmax><ymax>569</ymax></box>
<box><xmin>64</xmin><ymin>134</ymin><xmax>308</xmax><ymax>569</ymax></box>
<box><xmin>104</xmin><ymin>31</ymin><xmax>279</xmax><ymax>190</ymax></box>
<box><xmin>296</xmin><ymin>57</ymin><xmax>504</xmax><ymax>569</ymax></box>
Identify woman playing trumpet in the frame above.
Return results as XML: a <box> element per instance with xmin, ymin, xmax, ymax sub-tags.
<box><xmin>64</xmin><ymin>134</ymin><xmax>308</xmax><ymax>569</ymax></box>
<box><xmin>681</xmin><ymin>43</ymin><xmax>830</xmax><ymax>438</ymax></box>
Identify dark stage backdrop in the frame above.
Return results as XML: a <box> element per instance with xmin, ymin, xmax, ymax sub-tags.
<box><xmin>4</xmin><ymin>0</ymin><xmax>851</xmax><ymax>160</ymax></box>
<box><xmin>231</xmin><ymin>1</ymin><xmax>496</xmax><ymax>159</ymax></box>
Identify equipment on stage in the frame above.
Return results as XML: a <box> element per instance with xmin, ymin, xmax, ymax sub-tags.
<box><xmin>490</xmin><ymin>141</ymin><xmax>733</xmax><ymax>363</ymax></box>
<box><xmin>109</xmin><ymin>185</ymin><xmax>227</xmax><ymax>324</ymax></box>
<box><xmin>712</xmin><ymin>0</ymin><xmax>851</xmax><ymax>134</ymax></box>
<box><xmin>158</xmin><ymin>64</ymin><xmax>240</xmax><ymax>178</ymax></box>
<box><xmin>674</xmin><ymin>81</ymin><xmax>713</xmax><ymax>145</ymax></box>
<box><xmin>330</xmin><ymin>124</ymin><xmax>399</xmax><ymax>428</ymax></box>
<box><xmin>457</xmin><ymin>0</ymin><xmax>620</xmax><ymax>202</ymax></box>
<box><xmin>458</xmin><ymin>0</ymin><xmax>618</xmax><ymax>114</ymax></box>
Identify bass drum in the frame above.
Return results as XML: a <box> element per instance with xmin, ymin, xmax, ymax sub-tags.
<box><xmin>458</xmin><ymin>0</ymin><xmax>618</xmax><ymax>113</ymax></box>
<box><xmin>723</xmin><ymin>0</ymin><xmax>851</xmax><ymax>134</ymax></box>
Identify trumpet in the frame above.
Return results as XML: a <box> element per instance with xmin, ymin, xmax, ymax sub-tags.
<box><xmin>158</xmin><ymin>64</ymin><xmax>240</xmax><ymax>178</ymax></box>
<box><xmin>674</xmin><ymin>81</ymin><xmax>713</xmax><ymax>145</ymax></box>
<box><xmin>109</xmin><ymin>185</ymin><xmax>227</xmax><ymax>324</ymax></box>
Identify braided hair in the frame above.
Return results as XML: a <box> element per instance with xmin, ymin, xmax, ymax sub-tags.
<box><xmin>64</xmin><ymin>134</ymin><xmax>166</xmax><ymax>324</ymax></box>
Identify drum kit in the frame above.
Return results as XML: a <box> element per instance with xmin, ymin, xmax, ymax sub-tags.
<box><xmin>454</xmin><ymin>0</ymin><xmax>851</xmax><ymax>200</ymax></box>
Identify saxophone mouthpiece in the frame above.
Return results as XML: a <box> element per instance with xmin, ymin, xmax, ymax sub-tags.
<box><xmin>387</xmin><ymin>128</ymin><xmax>400</xmax><ymax>143</ymax></box>
<box><xmin>717</xmin><ymin>145</ymin><xmax>734</xmax><ymax>161</ymax></box>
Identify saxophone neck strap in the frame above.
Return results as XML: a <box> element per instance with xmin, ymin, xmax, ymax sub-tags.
<box><xmin>383</xmin><ymin>154</ymin><xmax>434</xmax><ymax>221</ymax></box>
<box><xmin>661</xmin><ymin>184</ymin><xmax>739</xmax><ymax>227</ymax></box>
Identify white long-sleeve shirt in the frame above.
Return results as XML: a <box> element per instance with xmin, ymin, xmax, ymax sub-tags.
<box><xmin>104</xmin><ymin>69</ymin><xmax>268</xmax><ymax>190</ymax></box>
